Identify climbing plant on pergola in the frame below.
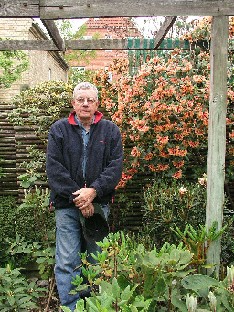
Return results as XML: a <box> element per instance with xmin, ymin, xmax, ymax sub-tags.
<box><xmin>0</xmin><ymin>0</ymin><xmax>234</xmax><ymax>276</ymax></box>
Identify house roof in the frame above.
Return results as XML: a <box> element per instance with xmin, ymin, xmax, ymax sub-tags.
<box><xmin>31</xmin><ymin>22</ymin><xmax>69</xmax><ymax>70</ymax></box>
<box><xmin>85</xmin><ymin>17</ymin><xmax>142</xmax><ymax>38</ymax></box>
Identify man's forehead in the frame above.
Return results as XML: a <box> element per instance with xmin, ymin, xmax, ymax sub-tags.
<box><xmin>77</xmin><ymin>88</ymin><xmax>97</xmax><ymax>95</ymax></box>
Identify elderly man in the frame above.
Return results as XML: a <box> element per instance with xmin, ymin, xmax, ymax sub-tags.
<box><xmin>46</xmin><ymin>81</ymin><xmax>123</xmax><ymax>311</ymax></box>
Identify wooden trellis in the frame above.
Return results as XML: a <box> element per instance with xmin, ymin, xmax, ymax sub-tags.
<box><xmin>0</xmin><ymin>0</ymin><xmax>234</xmax><ymax>276</ymax></box>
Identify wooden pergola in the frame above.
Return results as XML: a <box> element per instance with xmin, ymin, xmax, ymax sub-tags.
<box><xmin>1</xmin><ymin>0</ymin><xmax>234</xmax><ymax>276</ymax></box>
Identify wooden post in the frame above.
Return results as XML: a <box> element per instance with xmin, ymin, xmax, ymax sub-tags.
<box><xmin>206</xmin><ymin>16</ymin><xmax>229</xmax><ymax>277</ymax></box>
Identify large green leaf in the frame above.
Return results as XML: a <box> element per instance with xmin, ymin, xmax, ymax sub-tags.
<box><xmin>181</xmin><ymin>274</ymin><xmax>219</xmax><ymax>297</ymax></box>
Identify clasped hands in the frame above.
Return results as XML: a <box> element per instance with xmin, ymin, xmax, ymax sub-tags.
<box><xmin>73</xmin><ymin>188</ymin><xmax>97</xmax><ymax>218</ymax></box>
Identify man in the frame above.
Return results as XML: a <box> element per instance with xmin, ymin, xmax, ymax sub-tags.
<box><xmin>46</xmin><ymin>82</ymin><xmax>123</xmax><ymax>311</ymax></box>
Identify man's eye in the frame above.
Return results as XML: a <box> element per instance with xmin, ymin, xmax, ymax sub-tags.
<box><xmin>76</xmin><ymin>98</ymin><xmax>96</xmax><ymax>104</ymax></box>
<box><xmin>77</xmin><ymin>98</ymin><xmax>85</xmax><ymax>103</ymax></box>
<box><xmin>87</xmin><ymin>98</ymin><xmax>95</xmax><ymax>104</ymax></box>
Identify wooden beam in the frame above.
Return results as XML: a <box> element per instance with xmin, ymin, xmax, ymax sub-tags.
<box><xmin>1</xmin><ymin>1</ymin><xmax>234</xmax><ymax>18</ymax></box>
<box><xmin>0</xmin><ymin>0</ymin><xmax>39</xmax><ymax>17</ymax></box>
<box><xmin>39</xmin><ymin>1</ymin><xmax>234</xmax><ymax>18</ymax></box>
<box><xmin>0</xmin><ymin>38</ymin><xmax>233</xmax><ymax>51</ymax></box>
<box><xmin>0</xmin><ymin>40</ymin><xmax>58</xmax><ymax>51</ymax></box>
<box><xmin>41</xmin><ymin>19</ymin><xmax>65</xmax><ymax>51</ymax></box>
<box><xmin>65</xmin><ymin>38</ymin><xmax>190</xmax><ymax>51</ymax></box>
<box><xmin>154</xmin><ymin>16</ymin><xmax>177</xmax><ymax>49</ymax></box>
<box><xmin>0</xmin><ymin>38</ymin><xmax>206</xmax><ymax>51</ymax></box>
<box><xmin>206</xmin><ymin>16</ymin><xmax>229</xmax><ymax>277</ymax></box>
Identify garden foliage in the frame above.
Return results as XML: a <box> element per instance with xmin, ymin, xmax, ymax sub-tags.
<box><xmin>62</xmin><ymin>232</ymin><xmax>234</xmax><ymax>312</ymax></box>
<box><xmin>0</xmin><ymin>48</ymin><xmax>28</xmax><ymax>89</ymax></box>
<box><xmin>0</xmin><ymin>264</ymin><xmax>46</xmax><ymax>311</ymax></box>
<box><xmin>142</xmin><ymin>177</ymin><xmax>234</xmax><ymax>267</ymax></box>
<box><xmin>143</xmin><ymin>178</ymin><xmax>207</xmax><ymax>247</ymax></box>
<box><xmin>1</xmin><ymin>17</ymin><xmax>234</xmax><ymax>311</ymax></box>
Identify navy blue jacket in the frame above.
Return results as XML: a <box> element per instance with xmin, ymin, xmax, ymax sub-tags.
<box><xmin>46</xmin><ymin>111</ymin><xmax>123</xmax><ymax>209</ymax></box>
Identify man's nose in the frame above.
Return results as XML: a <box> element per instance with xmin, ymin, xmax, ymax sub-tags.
<box><xmin>82</xmin><ymin>99</ymin><xmax>89</xmax><ymax>105</ymax></box>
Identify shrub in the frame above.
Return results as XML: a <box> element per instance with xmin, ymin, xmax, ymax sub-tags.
<box><xmin>0</xmin><ymin>195</ymin><xmax>17</xmax><ymax>241</ymax></box>
<box><xmin>0</xmin><ymin>189</ymin><xmax>55</xmax><ymax>268</ymax></box>
<box><xmin>142</xmin><ymin>177</ymin><xmax>234</xmax><ymax>267</ymax></box>
<box><xmin>15</xmin><ymin>187</ymin><xmax>55</xmax><ymax>243</ymax></box>
<box><xmin>94</xmin><ymin>28</ymin><xmax>234</xmax><ymax>187</ymax></box>
<box><xmin>0</xmin><ymin>264</ymin><xmax>46</xmax><ymax>311</ymax></box>
<box><xmin>142</xmin><ymin>178</ymin><xmax>207</xmax><ymax>248</ymax></box>
<box><xmin>62</xmin><ymin>232</ymin><xmax>234</xmax><ymax>312</ymax></box>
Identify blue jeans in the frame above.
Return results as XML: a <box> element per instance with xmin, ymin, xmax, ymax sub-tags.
<box><xmin>55</xmin><ymin>206</ymin><xmax>109</xmax><ymax>311</ymax></box>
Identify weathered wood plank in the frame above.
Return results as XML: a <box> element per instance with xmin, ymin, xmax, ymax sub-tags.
<box><xmin>0</xmin><ymin>38</ymin><xmax>222</xmax><ymax>51</ymax></box>
<box><xmin>40</xmin><ymin>0</ymin><xmax>234</xmax><ymax>18</ymax></box>
<box><xmin>154</xmin><ymin>16</ymin><xmax>177</xmax><ymax>49</ymax></box>
<box><xmin>0</xmin><ymin>0</ymin><xmax>39</xmax><ymax>17</ymax></box>
<box><xmin>206</xmin><ymin>16</ymin><xmax>229</xmax><ymax>276</ymax></box>
<box><xmin>0</xmin><ymin>38</ymin><xmax>175</xmax><ymax>51</ymax></box>
<box><xmin>0</xmin><ymin>38</ymin><xmax>233</xmax><ymax>51</ymax></box>
<box><xmin>41</xmin><ymin>19</ymin><xmax>65</xmax><ymax>51</ymax></box>
<box><xmin>65</xmin><ymin>38</ymin><xmax>186</xmax><ymax>50</ymax></box>
<box><xmin>1</xmin><ymin>0</ymin><xmax>234</xmax><ymax>18</ymax></box>
<box><xmin>0</xmin><ymin>40</ymin><xmax>58</xmax><ymax>50</ymax></box>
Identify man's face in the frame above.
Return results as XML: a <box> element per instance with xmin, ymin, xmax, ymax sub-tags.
<box><xmin>72</xmin><ymin>89</ymin><xmax>98</xmax><ymax>122</ymax></box>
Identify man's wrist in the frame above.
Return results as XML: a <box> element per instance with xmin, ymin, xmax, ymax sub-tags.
<box><xmin>91</xmin><ymin>187</ymin><xmax>97</xmax><ymax>197</ymax></box>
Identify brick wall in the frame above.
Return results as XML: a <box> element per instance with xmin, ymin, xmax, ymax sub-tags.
<box><xmin>0</xmin><ymin>18</ymin><xmax>68</xmax><ymax>103</ymax></box>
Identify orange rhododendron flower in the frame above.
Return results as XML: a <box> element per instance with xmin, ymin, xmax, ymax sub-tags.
<box><xmin>173</xmin><ymin>160</ymin><xmax>185</xmax><ymax>168</ymax></box>
<box><xmin>174</xmin><ymin>133</ymin><xmax>184</xmax><ymax>141</ymax></box>
<box><xmin>144</xmin><ymin>153</ymin><xmax>153</xmax><ymax>161</ymax></box>
<box><xmin>148</xmin><ymin>164</ymin><xmax>157</xmax><ymax>172</ymax></box>
<box><xmin>156</xmin><ymin>164</ymin><xmax>169</xmax><ymax>171</ymax></box>
<box><xmin>193</xmin><ymin>75</ymin><xmax>206</xmax><ymax>83</ymax></box>
<box><xmin>117</xmin><ymin>172</ymin><xmax>133</xmax><ymax>188</ymax></box>
<box><xmin>168</xmin><ymin>146</ymin><xmax>187</xmax><ymax>157</ymax></box>
<box><xmin>131</xmin><ymin>146</ymin><xmax>141</xmax><ymax>157</ymax></box>
<box><xmin>156</xmin><ymin>135</ymin><xmax>169</xmax><ymax>145</ymax></box>
<box><xmin>159</xmin><ymin>150</ymin><xmax>169</xmax><ymax>158</ymax></box>
<box><xmin>195</xmin><ymin>128</ymin><xmax>205</xmax><ymax>136</ymax></box>
<box><xmin>172</xmin><ymin>170</ymin><xmax>182</xmax><ymax>179</ymax></box>
<box><xmin>187</xmin><ymin>141</ymin><xmax>199</xmax><ymax>148</ymax></box>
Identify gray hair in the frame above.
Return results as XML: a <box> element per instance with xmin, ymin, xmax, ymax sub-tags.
<box><xmin>73</xmin><ymin>82</ymin><xmax>98</xmax><ymax>99</ymax></box>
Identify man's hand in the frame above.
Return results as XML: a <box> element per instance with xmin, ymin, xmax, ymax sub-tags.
<box><xmin>72</xmin><ymin>187</ymin><xmax>97</xmax><ymax>209</ymax></box>
<box><xmin>80</xmin><ymin>203</ymin><xmax>95</xmax><ymax>218</ymax></box>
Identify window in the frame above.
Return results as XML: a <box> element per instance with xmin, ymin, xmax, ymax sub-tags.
<box><xmin>48</xmin><ymin>68</ymin><xmax>51</xmax><ymax>80</ymax></box>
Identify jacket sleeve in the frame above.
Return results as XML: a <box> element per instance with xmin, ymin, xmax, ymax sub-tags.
<box><xmin>90</xmin><ymin>124</ymin><xmax>123</xmax><ymax>198</ymax></box>
<box><xmin>46</xmin><ymin>123</ymin><xmax>80</xmax><ymax>202</ymax></box>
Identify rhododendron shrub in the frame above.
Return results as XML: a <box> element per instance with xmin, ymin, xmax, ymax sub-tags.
<box><xmin>94</xmin><ymin>47</ymin><xmax>234</xmax><ymax>187</ymax></box>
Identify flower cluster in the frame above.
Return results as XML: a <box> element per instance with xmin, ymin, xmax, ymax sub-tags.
<box><xmin>94</xmin><ymin>18</ymin><xmax>234</xmax><ymax>188</ymax></box>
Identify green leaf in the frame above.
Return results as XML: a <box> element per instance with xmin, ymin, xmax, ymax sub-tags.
<box><xmin>182</xmin><ymin>274</ymin><xmax>220</xmax><ymax>297</ymax></box>
<box><xmin>154</xmin><ymin>276</ymin><xmax>167</xmax><ymax>296</ymax></box>
<box><xmin>74</xmin><ymin>299</ymin><xmax>85</xmax><ymax>311</ymax></box>
<box><xmin>121</xmin><ymin>285</ymin><xmax>132</xmax><ymax>301</ymax></box>
<box><xmin>112</xmin><ymin>277</ymin><xmax>121</xmax><ymax>299</ymax></box>
<box><xmin>171</xmin><ymin>288</ymin><xmax>187</xmax><ymax>312</ymax></box>
<box><xmin>61</xmin><ymin>306</ymin><xmax>72</xmax><ymax>312</ymax></box>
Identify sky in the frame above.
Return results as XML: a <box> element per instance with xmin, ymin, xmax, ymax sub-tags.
<box><xmin>34</xmin><ymin>16</ymin><xmax>201</xmax><ymax>39</ymax></box>
<box><xmin>61</xmin><ymin>16</ymin><xmax>201</xmax><ymax>37</ymax></box>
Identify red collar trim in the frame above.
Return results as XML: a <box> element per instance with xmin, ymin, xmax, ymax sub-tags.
<box><xmin>68</xmin><ymin>110</ymin><xmax>103</xmax><ymax>125</ymax></box>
